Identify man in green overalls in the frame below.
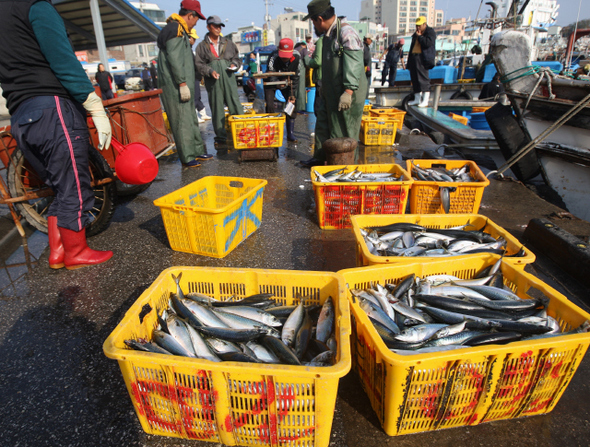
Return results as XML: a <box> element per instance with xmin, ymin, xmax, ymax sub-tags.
<box><xmin>157</xmin><ymin>0</ymin><xmax>210</xmax><ymax>167</ymax></box>
<box><xmin>300</xmin><ymin>0</ymin><xmax>366</xmax><ymax>167</ymax></box>
<box><xmin>195</xmin><ymin>15</ymin><xmax>244</xmax><ymax>146</ymax></box>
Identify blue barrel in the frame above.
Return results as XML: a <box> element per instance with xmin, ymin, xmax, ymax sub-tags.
<box><xmin>470</xmin><ymin>112</ymin><xmax>491</xmax><ymax>130</ymax></box>
<box><xmin>306</xmin><ymin>87</ymin><xmax>316</xmax><ymax>113</ymax></box>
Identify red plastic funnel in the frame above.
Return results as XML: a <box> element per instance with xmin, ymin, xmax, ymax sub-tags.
<box><xmin>111</xmin><ymin>138</ymin><xmax>159</xmax><ymax>185</ymax></box>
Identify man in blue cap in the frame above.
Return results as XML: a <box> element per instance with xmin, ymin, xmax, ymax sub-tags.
<box><xmin>300</xmin><ymin>0</ymin><xmax>366</xmax><ymax>167</ymax></box>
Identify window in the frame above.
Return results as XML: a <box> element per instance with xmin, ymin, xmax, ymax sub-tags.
<box><xmin>400</xmin><ymin>12</ymin><xmax>407</xmax><ymax>17</ymax></box>
<box><xmin>138</xmin><ymin>45</ymin><xmax>144</xmax><ymax>57</ymax></box>
<box><xmin>147</xmin><ymin>45</ymin><xmax>157</xmax><ymax>57</ymax></box>
<box><xmin>410</xmin><ymin>1</ymin><xmax>417</xmax><ymax>5</ymax></box>
<box><xmin>410</xmin><ymin>12</ymin><xmax>416</xmax><ymax>17</ymax></box>
<box><xmin>400</xmin><ymin>6</ymin><xmax>406</xmax><ymax>10</ymax></box>
<box><xmin>420</xmin><ymin>0</ymin><xmax>428</xmax><ymax>5</ymax></box>
<box><xmin>410</xmin><ymin>7</ymin><xmax>417</xmax><ymax>11</ymax></box>
<box><xmin>420</xmin><ymin>7</ymin><xmax>427</xmax><ymax>12</ymax></box>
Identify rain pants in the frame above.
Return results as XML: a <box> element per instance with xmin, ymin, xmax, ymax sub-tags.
<box><xmin>157</xmin><ymin>16</ymin><xmax>204</xmax><ymax>163</ymax></box>
<box><xmin>195</xmin><ymin>35</ymin><xmax>244</xmax><ymax>142</ymax></box>
<box><xmin>313</xmin><ymin>20</ymin><xmax>367</xmax><ymax>162</ymax></box>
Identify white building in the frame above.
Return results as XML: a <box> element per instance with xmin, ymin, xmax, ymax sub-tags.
<box><xmin>270</xmin><ymin>8</ymin><xmax>313</xmax><ymax>44</ymax></box>
<box><xmin>360</xmin><ymin>0</ymin><xmax>438</xmax><ymax>36</ymax></box>
<box><xmin>124</xmin><ymin>1</ymin><xmax>165</xmax><ymax>66</ymax></box>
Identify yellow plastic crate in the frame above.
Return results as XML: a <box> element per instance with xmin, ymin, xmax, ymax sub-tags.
<box><xmin>229</xmin><ymin>113</ymin><xmax>285</xmax><ymax>149</ymax></box>
<box><xmin>153</xmin><ymin>176</ymin><xmax>267</xmax><ymax>258</ymax></box>
<box><xmin>368</xmin><ymin>107</ymin><xmax>406</xmax><ymax>126</ymax></box>
<box><xmin>103</xmin><ymin>267</ymin><xmax>351</xmax><ymax>445</ymax></box>
<box><xmin>472</xmin><ymin>106</ymin><xmax>492</xmax><ymax>113</ymax></box>
<box><xmin>311</xmin><ymin>164</ymin><xmax>412</xmax><ymax>230</ymax></box>
<box><xmin>448</xmin><ymin>112</ymin><xmax>469</xmax><ymax>126</ymax></box>
<box><xmin>339</xmin><ymin>258</ymin><xmax>590</xmax><ymax>436</ymax></box>
<box><xmin>360</xmin><ymin>117</ymin><xmax>399</xmax><ymax>146</ymax></box>
<box><xmin>407</xmin><ymin>159</ymin><xmax>489</xmax><ymax>214</ymax></box>
<box><xmin>351</xmin><ymin>213</ymin><xmax>536</xmax><ymax>269</ymax></box>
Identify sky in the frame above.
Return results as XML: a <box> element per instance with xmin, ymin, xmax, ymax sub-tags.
<box><xmin>155</xmin><ymin>0</ymin><xmax>586</xmax><ymax>35</ymax></box>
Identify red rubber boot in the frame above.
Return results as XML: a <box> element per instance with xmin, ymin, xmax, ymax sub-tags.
<box><xmin>47</xmin><ymin>216</ymin><xmax>65</xmax><ymax>269</ymax></box>
<box><xmin>59</xmin><ymin>226</ymin><xmax>113</xmax><ymax>270</ymax></box>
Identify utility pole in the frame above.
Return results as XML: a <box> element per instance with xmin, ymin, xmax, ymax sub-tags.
<box><xmin>264</xmin><ymin>0</ymin><xmax>272</xmax><ymax>33</ymax></box>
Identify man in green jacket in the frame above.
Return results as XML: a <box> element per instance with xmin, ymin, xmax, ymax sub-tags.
<box><xmin>300</xmin><ymin>0</ymin><xmax>366</xmax><ymax>167</ymax></box>
<box><xmin>157</xmin><ymin>0</ymin><xmax>210</xmax><ymax>167</ymax></box>
<box><xmin>304</xmin><ymin>35</ymin><xmax>323</xmax><ymax>153</ymax></box>
<box><xmin>195</xmin><ymin>15</ymin><xmax>244</xmax><ymax>146</ymax></box>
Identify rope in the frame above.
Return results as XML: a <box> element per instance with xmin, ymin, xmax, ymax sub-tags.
<box><xmin>106</xmin><ymin>106</ymin><xmax>173</xmax><ymax>144</ymax></box>
<box><xmin>487</xmin><ymin>92</ymin><xmax>590</xmax><ymax>178</ymax></box>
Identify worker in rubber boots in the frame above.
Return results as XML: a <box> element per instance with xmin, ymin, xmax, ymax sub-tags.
<box><xmin>300</xmin><ymin>0</ymin><xmax>367</xmax><ymax>167</ymax></box>
<box><xmin>157</xmin><ymin>0</ymin><xmax>210</xmax><ymax>167</ymax></box>
<box><xmin>195</xmin><ymin>15</ymin><xmax>244</xmax><ymax>147</ymax></box>
<box><xmin>264</xmin><ymin>39</ymin><xmax>301</xmax><ymax>142</ymax></box>
<box><xmin>0</xmin><ymin>0</ymin><xmax>113</xmax><ymax>269</ymax></box>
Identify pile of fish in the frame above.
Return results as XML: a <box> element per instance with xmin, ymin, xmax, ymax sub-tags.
<box><xmin>125</xmin><ymin>273</ymin><xmax>337</xmax><ymax>366</ymax></box>
<box><xmin>313</xmin><ymin>167</ymin><xmax>403</xmax><ymax>183</ymax></box>
<box><xmin>410</xmin><ymin>161</ymin><xmax>482</xmax><ymax>213</ymax></box>
<box><xmin>351</xmin><ymin>260</ymin><xmax>590</xmax><ymax>355</ymax></box>
<box><xmin>359</xmin><ymin>221</ymin><xmax>526</xmax><ymax>258</ymax></box>
<box><xmin>410</xmin><ymin>161</ymin><xmax>481</xmax><ymax>183</ymax></box>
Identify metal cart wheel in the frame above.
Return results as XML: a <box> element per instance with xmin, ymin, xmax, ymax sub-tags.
<box><xmin>7</xmin><ymin>145</ymin><xmax>117</xmax><ymax>236</ymax></box>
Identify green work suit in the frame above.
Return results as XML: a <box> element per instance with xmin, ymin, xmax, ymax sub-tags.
<box><xmin>313</xmin><ymin>20</ymin><xmax>367</xmax><ymax>162</ymax></box>
<box><xmin>296</xmin><ymin>57</ymin><xmax>307</xmax><ymax>112</ymax></box>
<box><xmin>195</xmin><ymin>36</ymin><xmax>244</xmax><ymax>142</ymax></box>
<box><xmin>157</xmin><ymin>27</ymin><xmax>204</xmax><ymax>164</ymax></box>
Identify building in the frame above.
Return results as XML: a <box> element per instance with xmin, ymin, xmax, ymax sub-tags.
<box><xmin>270</xmin><ymin>8</ymin><xmax>313</xmax><ymax>44</ymax></box>
<box><xmin>348</xmin><ymin>20</ymin><xmax>389</xmax><ymax>57</ymax></box>
<box><xmin>123</xmin><ymin>2</ymin><xmax>164</xmax><ymax>66</ymax></box>
<box><xmin>232</xmin><ymin>25</ymin><xmax>277</xmax><ymax>54</ymax></box>
<box><xmin>433</xmin><ymin>17</ymin><xmax>467</xmax><ymax>45</ymax></box>
<box><xmin>360</xmin><ymin>0</ymin><xmax>438</xmax><ymax>38</ymax></box>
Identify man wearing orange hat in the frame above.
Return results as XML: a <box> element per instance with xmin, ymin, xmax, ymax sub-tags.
<box><xmin>157</xmin><ymin>0</ymin><xmax>210</xmax><ymax>167</ymax></box>
<box><xmin>264</xmin><ymin>38</ymin><xmax>301</xmax><ymax>142</ymax></box>
<box><xmin>380</xmin><ymin>39</ymin><xmax>405</xmax><ymax>87</ymax></box>
<box><xmin>407</xmin><ymin>16</ymin><xmax>436</xmax><ymax>108</ymax></box>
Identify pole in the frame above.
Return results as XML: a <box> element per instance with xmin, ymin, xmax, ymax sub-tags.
<box><xmin>89</xmin><ymin>0</ymin><xmax>109</xmax><ymax>69</ymax></box>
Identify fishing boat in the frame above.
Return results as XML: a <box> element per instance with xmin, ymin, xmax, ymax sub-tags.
<box><xmin>489</xmin><ymin>30</ymin><xmax>590</xmax><ymax>221</ymax></box>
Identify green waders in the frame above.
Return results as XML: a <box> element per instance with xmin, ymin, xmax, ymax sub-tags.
<box><xmin>313</xmin><ymin>24</ymin><xmax>366</xmax><ymax>162</ymax></box>
<box><xmin>204</xmin><ymin>59</ymin><xmax>244</xmax><ymax>142</ymax></box>
<box><xmin>158</xmin><ymin>35</ymin><xmax>204</xmax><ymax>164</ymax></box>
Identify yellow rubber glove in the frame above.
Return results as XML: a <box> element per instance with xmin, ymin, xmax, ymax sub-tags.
<box><xmin>82</xmin><ymin>92</ymin><xmax>112</xmax><ymax>150</ymax></box>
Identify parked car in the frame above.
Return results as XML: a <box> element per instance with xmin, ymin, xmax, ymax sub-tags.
<box><xmin>124</xmin><ymin>68</ymin><xmax>144</xmax><ymax>91</ymax></box>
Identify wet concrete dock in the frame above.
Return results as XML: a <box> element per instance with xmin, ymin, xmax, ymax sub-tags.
<box><xmin>1</xmin><ymin>94</ymin><xmax>590</xmax><ymax>447</ymax></box>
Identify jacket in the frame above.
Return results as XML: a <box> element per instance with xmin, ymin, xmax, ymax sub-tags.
<box><xmin>410</xmin><ymin>25</ymin><xmax>437</xmax><ymax>69</ymax></box>
<box><xmin>194</xmin><ymin>35</ymin><xmax>241</xmax><ymax>77</ymax></box>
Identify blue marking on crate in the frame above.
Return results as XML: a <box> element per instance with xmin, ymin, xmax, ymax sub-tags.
<box><xmin>223</xmin><ymin>188</ymin><xmax>263</xmax><ymax>251</ymax></box>
<box><xmin>175</xmin><ymin>198</ymin><xmax>185</xmax><ymax>215</ymax></box>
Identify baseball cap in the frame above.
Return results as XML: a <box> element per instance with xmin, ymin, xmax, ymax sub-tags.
<box><xmin>180</xmin><ymin>0</ymin><xmax>206</xmax><ymax>20</ymax></box>
<box><xmin>398</xmin><ymin>38</ymin><xmax>405</xmax><ymax>45</ymax></box>
<box><xmin>365</xmin><ymin>34</ymin><xmax>374</xmax><ymax>40</ymax></box>
<box><xmin>278</xmin><ymin>38</ymin><xmax>294</xmax><ymax>58</ymax></box>
<box><xmin>584</xmin><ymin>64</ymin><xmax>590</xmax><ymax>74</ymax></box>
<box><xmin>188</xmin><ymin>29</ymin><xmax>198</xmax><ymax>39</ymax></box>
<box><xmin>303</xmin><ymin>0</ymin><xmax>331</xmax><ymax>21</ymax></box>
<box><xmin>416</xmin><ymin>16</ymin><xmax>427</xmax><ymax>26</ymax></box>
<box><xmin>206</xmin><ymin>15</ymin><xmax>225</xmax><ymax>27</ymax></box>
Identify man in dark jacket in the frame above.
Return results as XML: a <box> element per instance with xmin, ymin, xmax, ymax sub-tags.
<box><xmin>149</xmin><ymin>60</ymin><xmax>158</xmax><ymax>87</ymax></box>
<box><xmin>380</xmin><ymin>39</ymin><xmax>405</xmax><ymax>86</ymax></box>
<box><xmin>0</xmin><ymin>0</ymin><xmax>113</xmax><ymax>269</ymax></box>
<box><xmin>478</xmin><ymin>72</ymin><xmax>504</xmax><ymax>100</ymax></box>
<box><xmin>264</xmin><ymin>38</ymin><xmax>301</xmax><ymax>142</ymax></box>
<box><xmin>95</xmin><ymin>63</ymin><xmax>114</xmax><ymax>100</ymax></box>
<box><xmin>141</xmin><ymin>64</ymin><xmax>153</xmax><ymax>90</ymax></box>
<box><xmin>363</xmin><ymin>35</ymin><xmax>373</xmax><ymax>99</ymax></box>
<box><xmin>407</xmin><ymin>16</ymin><xmax>436</xmax><ymax>108</ymax></box>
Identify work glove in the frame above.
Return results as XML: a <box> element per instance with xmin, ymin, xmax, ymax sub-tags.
<box><xmin>338</xmin><ymin>91</ymin><xmax>352</xmax><ymax>111</ymax></box>
<box><xmin>179</xmin><ymin>84</ymin><xmax>191</xmax><ymax>102</ymax></box>
<box><xmin>83</xmin><ymin>92</ymin><xmax>112</xmax><ymax>150</ymax></box>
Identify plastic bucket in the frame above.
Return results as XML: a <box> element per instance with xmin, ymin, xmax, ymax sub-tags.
<box><xmin>306</xmin><ymin>87</ymin><xmax>316</xmax><ymax>113</ymax></box>
<box><xmin>111</xmin><ymin>139</ymin><xmax>159</xmax><ymax>185</ymax></box>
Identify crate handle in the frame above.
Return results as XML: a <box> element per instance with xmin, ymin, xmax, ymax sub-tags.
<box><xmin>172</xmin><ymin>204</ymin><xmax>193</xmax><ymax>212</ymax></box>
<box><xmin>229</xmin><ymin>180</ymin><xmax>244</xmax><ymax>188</ymax></box>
